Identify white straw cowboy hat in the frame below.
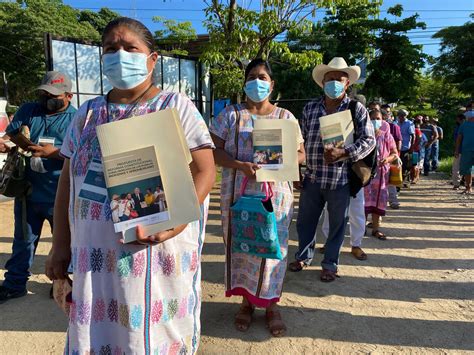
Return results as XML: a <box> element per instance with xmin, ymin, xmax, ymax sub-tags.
<box><xmin>312</xmin><ymin>57</ymin><xmax>361</xmax><ymax>88</ymax></box>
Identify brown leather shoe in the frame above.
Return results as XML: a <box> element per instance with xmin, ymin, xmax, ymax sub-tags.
<box><xmin>351</xmin><ymin>247</ymin><xmax>367</xmax><ymax>260</ymax></box>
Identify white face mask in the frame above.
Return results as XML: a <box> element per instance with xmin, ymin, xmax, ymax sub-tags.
<box><xmin>102</xmin><ymin>50</ymin><xmax>153</xmax><ymax>90</ymax></box>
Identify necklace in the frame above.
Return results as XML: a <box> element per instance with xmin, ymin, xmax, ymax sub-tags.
<box><xmin>105</xmin><ymin>83</ymin><xmax>155</xmax><ymax>122</ymax></box>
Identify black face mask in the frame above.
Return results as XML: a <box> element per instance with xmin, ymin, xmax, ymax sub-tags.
<box><xmin>39</xmin><ymin>95</ymin><xmax>66</xmax><ymax>113</ymax></box>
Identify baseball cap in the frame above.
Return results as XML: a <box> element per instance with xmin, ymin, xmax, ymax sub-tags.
<box><xmin>36</xmin><ymin>71</ymin><xmax>72</xmax><ymax>95</ymax></box>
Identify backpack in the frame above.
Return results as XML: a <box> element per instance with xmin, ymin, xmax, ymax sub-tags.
<box><xmin>347</xmin><ymin>100</ymin><xmax>377</xmax><ymax>198</ymax></box>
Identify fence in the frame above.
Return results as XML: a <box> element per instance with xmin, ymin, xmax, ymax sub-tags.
<box><xmin>44</xmin><ymin>34</ymin><xmax>212</xmax><ymax>123</ymax></box>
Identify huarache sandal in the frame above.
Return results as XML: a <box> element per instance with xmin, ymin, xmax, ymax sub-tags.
<box><xmin>372</xmin><ymin>230</ymin><xmax>387</xmax><ymax>240</ymax></box>
<box><xmin>288</xmin><ymin>260</ymin><xmax>307</xmax><ymax>272</ymax></box>
<box><xmin>351</xmin><ymin>247</ymin><xmax>367</xmax><ymax>260</ymax></box>
<box><xmin>320</xmin><ymin>268</ymin><xmax>340</xmax><ymax>282</ymax></box>
<box><xmin>266</xmin><ymin>310</ymin><xmax>287</xmax><ymax>337</ymax></box>
<box><xmin>234</xmin><ymin>305</ymin><xmax>254</xmax><ymax>332</ymax></box>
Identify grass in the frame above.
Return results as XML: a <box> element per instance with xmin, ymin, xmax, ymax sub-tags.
<box><xmin>438</xmin><ymin>156</ymin><xmax>453</xmax><ymax>174</ymax></box>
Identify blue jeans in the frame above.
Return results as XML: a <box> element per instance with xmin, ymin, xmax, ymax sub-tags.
<box><xmin>2</xmin><ymin>199</ymin><xmax>54</xmax><ymax>291</ymax></box>
<box><xmin>295</xmin><ymin>179</ymin><xmax>350</xmax><ymax>272</ymax></box>
<box><xmin>423</xmin><ymin>145</ymin><xmax>433</xmax><ymax>174</ymax></box>
<box><xmin>431</xmin><ymin>143</ymin><xmax>439</xmax><ymax>170</ymax></box>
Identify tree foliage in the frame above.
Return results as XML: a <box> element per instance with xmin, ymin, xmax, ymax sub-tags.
<box><xmin>153</xmin><ymin>16</ymin><xmax>197</xmax><ymax>56</ymax></box>
<box><xmin>201</xmin><ymin>0</ymin><xmax>371</xmax><ymax>99</ymax></box>
<box><xmin>431</xmin><ymin>16</ymin><xmax>474</xmax><ymax>95</ymax></box>
<box><xmin>288</xmin><ymin>1</ymin><xmax>381</xmax><ymax>65</ymax></box>
<box><xmin>78</xmin><ymin>8</ymin><xmax>120</xmax><ymax>34</ymax></box>
<box><xmin>363</xmin><ymin>6</ymin><xmax>427</xmax><ymax>102</ymax></box>
<box><xmin>0</xmin><ymin>0</ymin><xmax>119</xmax><ymax>105</ymax></box>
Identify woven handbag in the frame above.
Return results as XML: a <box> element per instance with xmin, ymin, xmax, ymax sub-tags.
<box><xmin>230</xmin><ymin>177</ymin><xmax>282</xmax><ymax>260</ymax></box>
<box><xmin>389</xmin><ymin>157</ymin><xmax>403</xmax><ymax>186</ymax></box>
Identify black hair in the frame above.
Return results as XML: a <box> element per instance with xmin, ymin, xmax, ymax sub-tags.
<box><xmin>368</xmin><ymin>101</ymin><xmax>381</xmax><ymax>108</ymax></box>
<box><xmin>102</xmin><ymin>17</ymin><xmax>155</xmax><ymax>52</ymax></box>
<box><xmin>457</xmin><ymin>113</ymin><xmax>466</xmax><ymax>120</ymax></box>
<box><xmin>369</xmin><ymin>109</ymin><xmax>382</xmax><ymax>118</ymax></box>
<box><xmin>244</xmin><ymin>58</ymin><xmax>273</xmax><ymax>81</ymax></box>
<box><xmin>120</xmin><ymin>193</ymin><xmax>127</xmax><ymax>199</ymax></box>
<box><xmin>381</xmin><ymin>103</ymin><xmax>390</xmax><ymax>109</ymax></box>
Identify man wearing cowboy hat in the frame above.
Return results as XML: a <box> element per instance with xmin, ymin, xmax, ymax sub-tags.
<box><xmin>290</xmin><ymin>57</ymin><xmax>375</xmax><ymax>281</ymax></box>
<box><xmin>0</xmin><ymin>71</ymin><xmax>76</xmax><ymax>303</ymax></box>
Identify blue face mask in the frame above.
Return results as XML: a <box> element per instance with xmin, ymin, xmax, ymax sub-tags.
<box><xmin>324</xmin><ymin>80</ymin><xmax>345</xmax><ymax>99</ymax></box>
<box><xmin>244</xmin><ymin>79</ymin><xmax>271</xmax><ymax>103</ymax></box>
<box><xmin>465</xmin><ymin>110</ymin><xmax>474</xmax><ymax>119</ymax></box>
<box><xmin>102</xmin><ymin>50</ymin><xmax>152</xmax><ymax>90</ymax></box>
<box><xmin>371</xmin><ymin>119</ymin><xmax>382</xmax><ymax>130</ymax></box>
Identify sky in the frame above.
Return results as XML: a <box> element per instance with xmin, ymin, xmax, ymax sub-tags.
<box><xmin>63</xmin><ymin>0</ymin><xmax>473</xmax><ymax>58</ymax></box>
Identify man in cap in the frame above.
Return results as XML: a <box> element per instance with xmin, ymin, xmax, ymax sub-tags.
<box><xmin>0</xmin><ymin>71</ymin><xmax>76</xmax><ymax>303</ymax></box>
<box><xmin>289</xmin><ymin>57</ymin><xmax>375</xmax><ymax>281</ymax></box>
<box><xmin>397</xmin><ymin>109</ymin><xmax>415</xmax><ymax>185</ymax></box>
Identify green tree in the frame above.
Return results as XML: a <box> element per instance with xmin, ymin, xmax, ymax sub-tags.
<box><xmin>201</xmin><ymin>0</ymin><xmax>371</xmax><ymax>100</ymax></box>
<box><xmin>79</xmin><ymin>8</ymin><xmax>120</xmax><ymax>33</ymax></box>
<box><xmin>431</xmin><ymin>16</ymin><xmax>474</xmax><ymax>95</ymax></box>
<box><xmin>363</xmin><ymin>5</ymin><xmax>427</xmax><ymax>102</ymax></box>
<box><xmin>402</xmin><ymin>74</ymin><xmax>469</xmax><ymax>158</ymax></box>
<box><xmin>153</xmin><ymin>16</ymin><xmax>197</xmax><ymax>56</ymax></box>
<box><xmin>288</xmin><ymin>1</ymin><xmax>381</xmax><ymax>65</ymax></box>
<box><xmin>0</xmin><ymin>0</ymin><xmax>118</xmax><ymax>105</ymax></box>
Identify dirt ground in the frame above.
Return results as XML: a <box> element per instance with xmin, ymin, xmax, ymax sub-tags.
<box><xmin>0</xmin><ymin>173</ymin><xmax>473</xmax><ymax>354</ymax></box>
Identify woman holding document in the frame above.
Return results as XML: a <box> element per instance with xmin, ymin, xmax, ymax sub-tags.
<box><xmin>210</xmin><ymin>59</ymin><xmax>305</xmax><ymax>337</ymax></box>
<box><xmin>45</xmin><ymin>18</ymin><xmax>215</xmax><ymax>354</ymax></box>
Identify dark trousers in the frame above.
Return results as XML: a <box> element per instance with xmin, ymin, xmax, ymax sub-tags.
<box><xmin>3</xmin><ymin>199</ymin><xmax>54</xmax><ymax>291</ymax></box>
<box><xmin>295</xmin><ymin>179</ymin><xmax>350</xmax><ymax>272</ymax></box>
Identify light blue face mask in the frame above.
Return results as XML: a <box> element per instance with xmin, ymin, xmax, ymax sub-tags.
<box><xmin>371</xmin><ymin>119</ymin><xmax>382</xmax><ymax>130</ymax></box>
<box><xmin>102</xmin><ymin>50</ymin><xmax>152</xmax><ymax>90</ymax></box>
<box><xmin>324</xmin><ymin>80</ymin><xmax>345</xmax><ymax>99</ymax></box>
<box><xmin>244</xmin><ymin>79</ymin><xmax>271</xmax><ymax>103</ymax></box>
<box><xmin>465</xmin><ymin>110</ymin><xmax>474</xmax><ymax>119</ymax></box>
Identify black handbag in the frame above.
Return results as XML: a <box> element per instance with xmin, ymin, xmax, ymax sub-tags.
<box><xmin>0</xmin><ymin>146</ymin><xmax>31</xmax><ymax>198</ymax></box>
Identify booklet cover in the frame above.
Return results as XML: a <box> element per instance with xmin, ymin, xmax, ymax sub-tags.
<box><xmin>319</xmin><ymin>110</ymin><xmax>354</xmax><ymax>153</ymax></box>
<box><xmin>253</xmin><ymin>129</ymin><xmax>283</xmax><ymax>170</ymax></box>
<box><xmin>253</xmin><ymin>119</ymin><xmax>300</xmax><ymax>182</ymax></box>
<box><xmin>102</xmin><ymin>146</ymin><xmax>170</xmax><ymax>234</ymax></box>
<box><xmin>96</xmin><ymin>108</ymin><xmax>200</xmax><ymax>243</ymax></box>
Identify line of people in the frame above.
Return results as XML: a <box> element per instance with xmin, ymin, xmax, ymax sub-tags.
<box><xmin>0</xmin><ymin>16</ymin><xmax>472</xmax><ymax>355</ymax></box>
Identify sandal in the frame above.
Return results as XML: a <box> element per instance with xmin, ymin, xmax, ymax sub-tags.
<box><xmin>372</xmin><ymin>230</ymin><xmax>387</xmax><ymax>240</ymax></box>
<box><xmin>265</xmin><ymin>310</ymin><xmax>287</xmax><ymax>337</ymax></box>
<box><xmin>320</xmin><ymin>268</ymin><xmax>340</xmax><ymax>282</ymax></box>
<box><xmin>288</xmin><ymin>260</ymin><xmax>307</xmax><ymax>272</ymax></box>
<box><xmin>234</xmin><ymin>305</ymin><xmax>254</xmax><ymax>332</ymax></box>
<box><xmin>351</xmin><ymin>247</ymin><xmax>367</xmax><ymax>260</ymax></box>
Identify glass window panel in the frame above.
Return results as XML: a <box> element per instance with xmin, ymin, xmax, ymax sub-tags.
<box><xmin>76</xmin><ymin>44</ymin><xmax>102</xmax><ymax>94</ymax></box>
<box><xmin>162</xmin><ymin>56</ymin><xmax>179</xmax><ymax>92</ymax></box>
<box><xmin>51</xmin><ymin>40</ymin><xmax>77</xmax><ymax>93</ymax></box>
<box><xmin>153</xmin><ymin>55</ymin><xmax>163</xmax><ymax>88</ymax></box>
<box><xmin>180</xmin><ymin>59</ymin><xmax>196</xmax><ymax>100</ymax></box>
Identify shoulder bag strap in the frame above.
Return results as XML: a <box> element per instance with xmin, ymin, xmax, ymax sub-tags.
<box><xmin>230</xmin><ymin>105</ymin><xmax>241</xmax><ymax>200</ymax></box>
<box><xmin>348</xmin><ymin>100</ymin><xmax>358</xmax><ymax>141</ymax></box>
<box><xmin>278</xmin><ymin>107</ymin><xmax>286</xmax><ymax>120</ymax></box>
<box><xmin>226</xmin><ymin>104</ymin><xmax>241</xmax><ymax>290</ymax></box>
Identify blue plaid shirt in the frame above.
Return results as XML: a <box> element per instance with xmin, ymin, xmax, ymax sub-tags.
<box><xmin>300</xmin><ymin>95</ymin><xmax>376</xmax><ymax>189</ymax></box>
